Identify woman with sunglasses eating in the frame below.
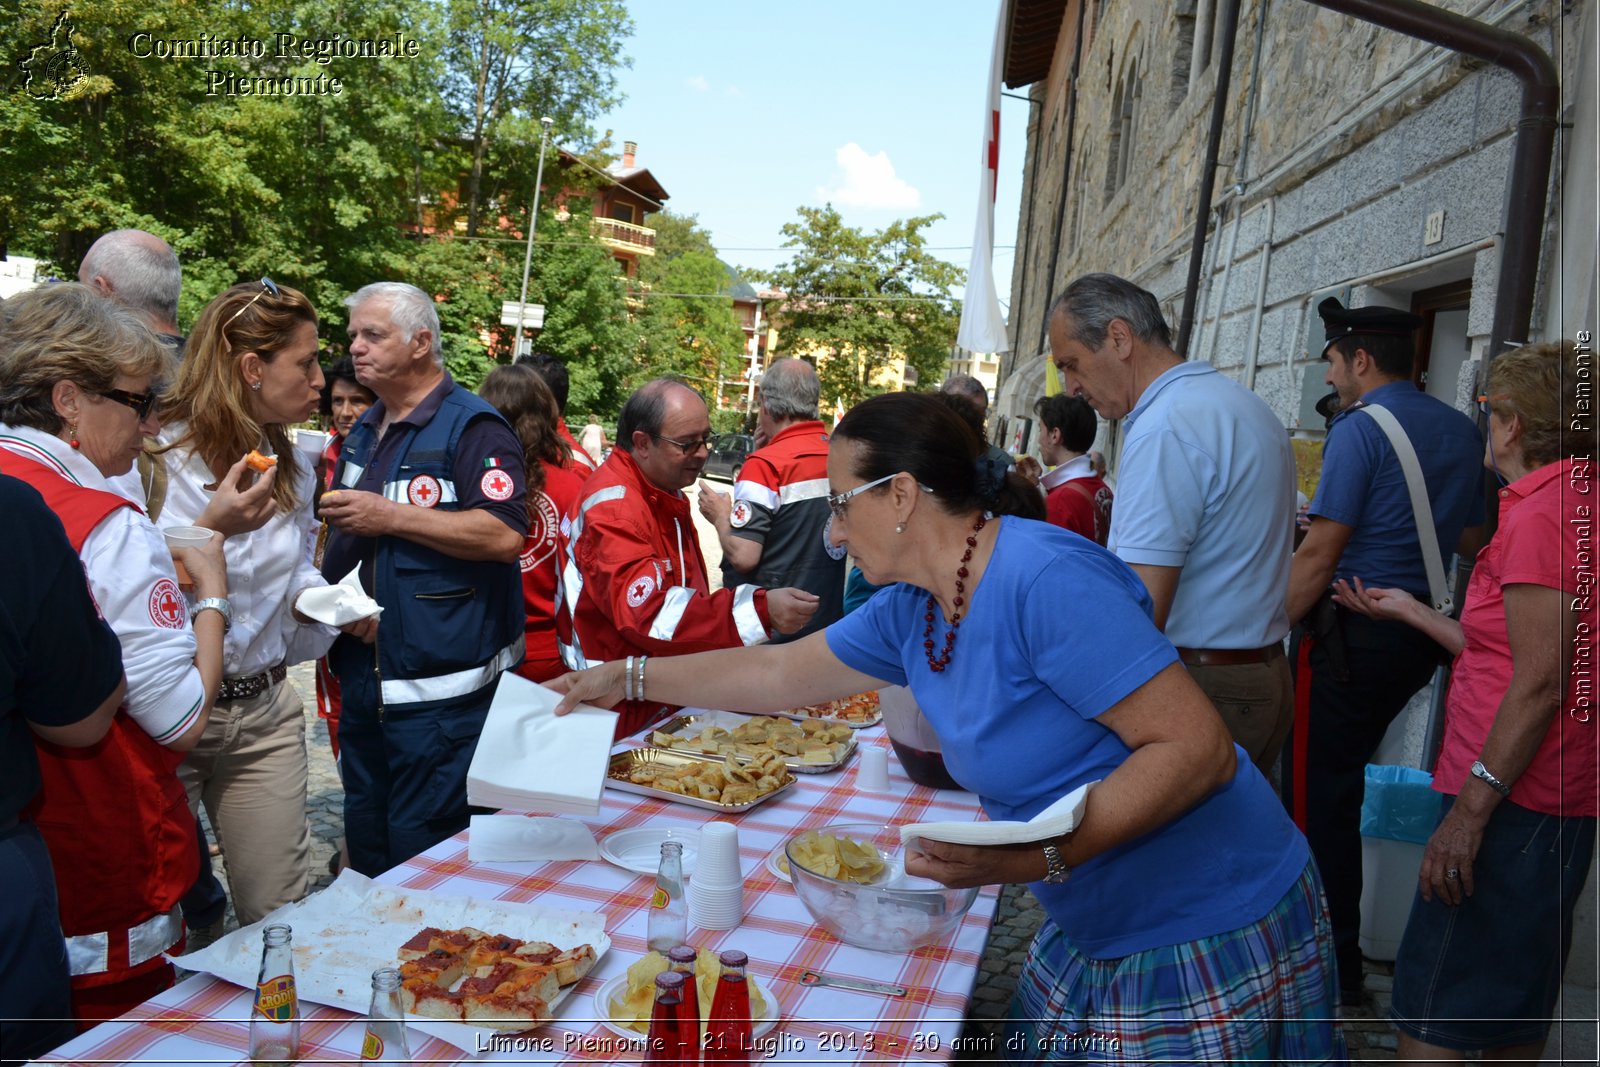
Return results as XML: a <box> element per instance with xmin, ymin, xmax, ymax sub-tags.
<box><xmin>0</xmin><ymin>283</ymin><xmax>230</xmax><ymax>1024</ymax></box>
<box><xmin>144</xmin><ymin>278</ymin><xmax>375</xmax><ymax>926</ymax></box>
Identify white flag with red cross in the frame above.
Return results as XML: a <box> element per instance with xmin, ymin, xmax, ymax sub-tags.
<box><xmin>956</xmin><ymin>2</ymin><xmax>1010</xmax><ymax>355</ymax></box>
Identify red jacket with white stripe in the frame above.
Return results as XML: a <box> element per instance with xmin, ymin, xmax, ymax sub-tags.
<box><xmin>556</xmin><ymin>449</ymin><xmax>771</xmax><ymax>737</ymax></box>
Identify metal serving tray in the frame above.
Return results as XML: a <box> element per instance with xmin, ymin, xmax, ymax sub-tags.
<box><xmin>775</xmin><ymin>691</ymin><xmax>883</xmax><ymax>729</ymax></box>
<box><xmin>649</xmin><ymin>712</ymin><xmax>858</xmax><ymax>775</ymax></box>
<box><xmin>605</xmin><ymin>748</ymin><xmax>796</xmax><ymax>813</ymax></box>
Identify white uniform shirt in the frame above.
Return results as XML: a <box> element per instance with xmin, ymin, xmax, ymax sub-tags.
<box><xmin>0</xmin><ymin>425</ymin><xmax>206</xmax><ymax>745</ymax></box>
<box><xmin>136</xmin><ymin>424</ymin><xmax>336</xmax><ymax>677</ymax></box>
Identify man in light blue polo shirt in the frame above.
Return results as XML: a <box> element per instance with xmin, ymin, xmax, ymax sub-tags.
<box><xmin>1048</xmin><ymin>273</ymin><xmax>1297</xmax><ymax>774</ymax></box>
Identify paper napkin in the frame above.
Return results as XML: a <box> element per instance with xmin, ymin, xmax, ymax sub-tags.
<box><xmin>466</xmin><ymin>673</ymin><xmax>619</xmax><ymax>817</ymax></box>
<box><xmin>294</xmin><ymin>564</ymin><xmax>383</xmax><ymax>626</ymax></box>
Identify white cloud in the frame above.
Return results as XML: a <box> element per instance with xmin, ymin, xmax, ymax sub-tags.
<box><xmin>815</xmin><ymin>143</ymin><xmax>921</xmax><ymax>210</ymax></box>
<box><xmin>723</xmin><ymin>84</ymin><xmax>742</xmax><ymax>97</ymax></box>
<box><xmin>687</xmin><ymin>74</ymin><xmax>709</xmax><ymax>91</ymax></box>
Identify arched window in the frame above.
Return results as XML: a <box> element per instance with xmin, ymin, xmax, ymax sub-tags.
<box><xmin>1172</xmin><ymin>1</ymin><xmax>1197</xmax><ymax>109</ymax></box>
<box><xmin>1104</xmin><ymin>57</ymin><xmax>1141</xmax><ymax>203</ymax></box>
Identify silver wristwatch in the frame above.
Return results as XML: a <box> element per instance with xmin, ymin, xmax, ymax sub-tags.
<box><xmin>1470</xmin><ymin>759</ymin><xmax>1512</xmax><ymax>797</ymax></box>
<box><xmin>1042</xmin><ymin>840</ymin><xmax>1071</xmax><ymax>884</ymax></box>
<box><xmin>191</xmin><ymin>596</ymin><xmax>233</xmax><ymax>634</ymax></box>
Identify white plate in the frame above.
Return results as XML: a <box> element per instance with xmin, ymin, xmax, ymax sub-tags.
<box><xmin>600</xmin><ymin>827</ymin><xmax>702</xmax><ymax>876</ymax></box>
<box><xmin>764</xmin><ymin>848</ymin><xmax>791</xmax><ymax>884</ymax></box>
<box><xmin>592</xmin><ymin>973</ymin><xmax>779</xmax><ymax>1042</ymax></box>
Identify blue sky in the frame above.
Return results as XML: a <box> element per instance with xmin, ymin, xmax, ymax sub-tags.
<box><xmin>591</xmin><ymin>0</ymin><xmax>1028</xmax><ymax>310</ymax></box>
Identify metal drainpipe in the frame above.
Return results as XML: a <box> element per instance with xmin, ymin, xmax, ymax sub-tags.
<box><xmin>1176</xmin><ymin>0</ymin><xmax>1244</xmax><ymax>357</ymax></box>
<box><xmin>1032</xmin><ymin>0</ymin><xmax>1092</xmax><ymax>361</ymax></box>
<box><xmin>1304</xmin><ymin>0</ymin><xmax>1559</xmax><ymax>373</ymax></box>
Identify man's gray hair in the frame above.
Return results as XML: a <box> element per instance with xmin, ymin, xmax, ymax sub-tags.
<box><xmin>78</xmin><ymin>230</ymin><xmax>181</xmax><ymax>326</ymax></box>
<box><xmin>345</xmin><ymin>282</ymin><xmax>442</xmax><ymax>365</ymax></box>
<box><xmin>938</xmin><ymin>373</ymin><xmax>990</xmax><ymax>413</ymax></box>
<box><xmin>1049</xmin><ymin>272</ymin><xmax>1173</xmax><ymax>350</ymax></box>
<box><xmin>758</xmin><ymin>358</ymin><xmax>819</xmax><ymax>421</ymax></box>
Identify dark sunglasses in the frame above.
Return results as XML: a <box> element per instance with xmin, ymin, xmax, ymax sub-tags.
<box><xmin>96</xmin><ymin>388</ymin><xmax>160</xmax><ymax>420</ymax></box>
<box><xmin>224</xmin><ymin>277</ymin><xmax>280</xmax><ymax>329</ymax></box>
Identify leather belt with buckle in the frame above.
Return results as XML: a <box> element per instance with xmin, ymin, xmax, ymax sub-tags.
<box><xmin>1175</xmin><ymin>644</ymin><xmax>1284</xmax><ymax>667</ymax></box>
<box><xmin>218</xmin><ymin>664</ymin><xmax>287</xmax><ymax>703</ymax></box>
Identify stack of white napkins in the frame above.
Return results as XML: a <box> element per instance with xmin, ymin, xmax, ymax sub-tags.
<box><xmin>466</xmin><ymin>673</ymin><xmax>619</xmax><ymax>817</ymax></box>
<box><xmin>468</xmin><ymin>815</ymin><xmax>600</xmax><ymax>863</ymax></box>
<box><xmin>900</xmin><ymin>781</ymin><xmax>1097</xmax><ymax>846</ymax></box>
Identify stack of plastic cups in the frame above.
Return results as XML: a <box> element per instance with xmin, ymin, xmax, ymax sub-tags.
<box><xmin>687</xmin><ymin>822</ymin><xmax>744</xmax><ymax>930</ymax></box>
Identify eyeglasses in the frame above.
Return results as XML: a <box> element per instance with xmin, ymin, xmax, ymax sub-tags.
<box><xmin>827</xmin><ymin>472</ymin><xmax>908</xmax><ymax>520</ymax></box>
<box><xmin>651</xmin><ymin>432</ymin><xmax>714</xmax><ymax>454</ymax></box>
<box><xmin>1476</xmin><ymin>393</ymin><xmax>1509</xmax><ymax>416</ymax></box>
<box><xmin>96</xmin><ymin>388</ymin><xmax>160</xmax><ymax>420</ymax></box>
<box><xmin>224</xmin><ymin>277</ymin><xmax>280</xmax><ymax>329</ymax></box>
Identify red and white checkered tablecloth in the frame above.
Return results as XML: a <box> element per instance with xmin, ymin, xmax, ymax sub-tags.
<box><xmin>39</xmin><ymin>729</ymin><xmax>1000</xmax><ymax>1065</ymax></box>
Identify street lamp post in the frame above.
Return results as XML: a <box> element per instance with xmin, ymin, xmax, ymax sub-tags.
<box><xmin>513</xmin><ymin>116</ymin><xmax>555</xmax><ymax>359</ymax></box>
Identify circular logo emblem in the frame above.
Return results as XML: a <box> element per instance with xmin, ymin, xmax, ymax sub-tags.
<box><xmin>730</xmin><ymin>500</ymin><xmax>753</xmax><ymax>528</ymax></box>
<box><xmin>148</xmin><ymin>578</ymin><xmax>186</xmax><ymax>629</ymax></box>
<box><xmin>626</xmin><ymin>574</ymin><xmax>657</xmax><ymax>608</ymax></box>
<box><xmin>407</xmin><ymin>474</ymin><xmax>442</xmax><ymax>508</ymax></box>
<box><xmin>822</xmin><ymin>514</ymin><xmax>847</xmax><ymax>560</ymax></box>
<box><xmin>481</xmin><ymin>468</ymin><xmax>515</xmax><ymax>501</ymax></box>
<box><xmin>519</xmin><ymin>492</ymin><xmax>562</xmax><ymax>572</ymax></box>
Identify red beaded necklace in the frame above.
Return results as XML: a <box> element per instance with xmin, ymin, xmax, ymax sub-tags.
<box><xmin>922</xmin><ymin>512</ymin><xmax>989</xmax><ymax>672</ymax></box>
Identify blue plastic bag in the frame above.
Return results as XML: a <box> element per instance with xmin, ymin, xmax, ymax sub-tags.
<box><xmin>1360</xmin><ymin>764</ymin><xmax>1441</xmax><ymax>845</ymax></box>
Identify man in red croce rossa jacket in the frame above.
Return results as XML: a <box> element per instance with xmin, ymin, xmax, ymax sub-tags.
<box><xmin>555</xmin><ymin>379</ymin><xmax>818</xmax><ymax>738</ymax></box>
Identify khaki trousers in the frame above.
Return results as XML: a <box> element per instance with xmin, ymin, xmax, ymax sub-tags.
<box><xmin>177</xmin><ymin>679</ymin><xmax>310</xmax><ymax>926</ymax></box>
<box><xmin>1185</xmin><ymin>651</ymin><xmax>1294</xmax><ymax>779</ymax></box>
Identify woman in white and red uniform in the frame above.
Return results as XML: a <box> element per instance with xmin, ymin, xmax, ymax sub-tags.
<box><xmin>0</xmin><ymin>283</ymin><xmax>231</xmax><ymax>1025</ymax></box>
<box><xmin>478</xmin><ymin>364</ymin><xmax>585</xmax><ymax>683</ymax></box>
<box><xmin>312</xmin><ymin>355</ymin><xmax>376</xmax><ymax>759</ymax></box>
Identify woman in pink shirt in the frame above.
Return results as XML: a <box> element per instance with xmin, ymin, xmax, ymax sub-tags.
<box><xmin>1334</xmin><ymin>340</ymin><xmax>1595</xmax><ymax>1062</ymax></box>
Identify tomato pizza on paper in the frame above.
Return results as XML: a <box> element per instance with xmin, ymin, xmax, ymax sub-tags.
<box><xmin>777</xmin><ymin>689</ymin><xmax>882</xmax><ymax>728</ymax></box>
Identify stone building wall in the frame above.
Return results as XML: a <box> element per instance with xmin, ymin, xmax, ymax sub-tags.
<box><xmin>998</xmin><ymin>0</ymin><xmax>1586</xmax><ymax>441</ymax></box>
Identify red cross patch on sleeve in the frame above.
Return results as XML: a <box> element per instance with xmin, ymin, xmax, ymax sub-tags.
<box><xmin>148</xmin><ymin>578</ymin><xmax>187</xmax><ymax>629</ymax></box>
<box><xmin>480</xmin><ymin>468</ymin><xmax>515</xmax><ymax>501</ymax></box>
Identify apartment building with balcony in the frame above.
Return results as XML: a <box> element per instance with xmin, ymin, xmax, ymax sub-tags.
<box><xmin>556</xmin><ymin>140</ymin><xmax>669</xmax><ymax>280</ymax></box>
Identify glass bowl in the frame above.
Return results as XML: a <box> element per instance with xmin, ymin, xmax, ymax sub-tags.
<box><xmin>783</xmin><ymin>822</ymin><xmax>979</xmax><ymax>952</ymax></box>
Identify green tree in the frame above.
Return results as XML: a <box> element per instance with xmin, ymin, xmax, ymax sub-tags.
<box><xmin>634</xmin><ymin>211</ymin><xmax>746</xmax><ymax>391</ymax></box>
<box><xmin>442</xmin><ymin>0</ymin><xmax>631</xmax><ymax>237</ymax></box>
<box><xmin>765</xmin><ymin>205</ymin><xmax>962</xmax><ymax>412</ymax></box>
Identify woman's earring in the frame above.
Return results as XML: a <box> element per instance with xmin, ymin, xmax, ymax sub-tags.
<box><xmin>250</xmin><ymin>380</ymin><xmax>262</xmax><ymax>391</ymax></box>
<box><xmin>67</xmin><ymin>421</ymin><xmax>80</xmax><ymax>450</ymax></box>
<box><xmin>895</xmin><ymin>522</ymin><xmax>906</xmax><ymax>535</ymax></box>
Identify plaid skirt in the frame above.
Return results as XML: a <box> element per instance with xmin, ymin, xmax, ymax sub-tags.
<box><xmin>1003</xmin><ymin>860</ymin><xmax>1346</xmax><ymax>1065</ymax></box>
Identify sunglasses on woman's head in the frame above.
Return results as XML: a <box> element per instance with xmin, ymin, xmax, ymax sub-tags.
<box><xmin>224</xmin><ymin>277</ymin><xmax>280</xmax><ymax>329</ymax></box>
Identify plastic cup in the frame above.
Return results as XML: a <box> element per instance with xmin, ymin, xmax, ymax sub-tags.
<box><xmin>857</xmin><ymin>746</ymin><xmax>891</xmax><ymax>792</ymax></box>
<box><xmin>294</xmin><ymin>429</ymin><xmax>329</xmax><ymax>458</ymax></box>
<box><xmin>693</xmin><ymin>822</ymin><xmax>743</xmax><ymax>887</ymax></box>
<box><xmin>688</xmin><ymin>881</ymin><xmax>744</xmax><ymax>930</ymax></box>
<box><xmin>163</xmin><ymin>526</ymin><xmax>211</xmax><ymax>587</ymax></box>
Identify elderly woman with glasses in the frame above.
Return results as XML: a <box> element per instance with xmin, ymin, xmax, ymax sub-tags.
<box><xmin>141</xmin><ymin>278</ymin><xmax>376</xmax><ymax>926</ymax></box>
<box><xmin>552</xmin><ymin>391</ymin><xmax>1344</xmax><ymax>1063</ymax></box>
<box><xmin>0</xmin><ymin>282</ymin><xmax>230</xmax><ymax>1024</ymax></box>
<box><xmin>1334</xmin><ymin>341</ymin><xmax>1596</xmax><ymax>1063</ymax></box>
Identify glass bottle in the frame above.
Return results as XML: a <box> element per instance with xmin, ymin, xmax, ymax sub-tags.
<box><xmin>248</xmin><ymin>923</ymin><xmax>301</xmax><ymax>1066</ymax></box>
<box><xmin>360</xmin><ymin>967</ymin><xmax>411</xmax><ymax>1063</ymax></box>
<box><xmin>704</xmin><ymin>950</ymin><xmax>751</xmax><ymax>1065</ymax></box>
<box><xmin>644</xmin><ymin>970</ymin><xmax>691</xmax><ymax>1066</ymax></box>
<box><xmin>667</xmin><ymin>944</ymin><xmax>701</xmax><ymax>1062</ymax></box>
<box><xmin>647</xmin><ymin>841</ymin><xmax>687</xmax><ymax>953</ymax></box>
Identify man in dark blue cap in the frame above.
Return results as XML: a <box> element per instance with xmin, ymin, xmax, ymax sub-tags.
<box><xmin>1285</xmin><ymin>296</ymin><xmax>1486</xmax><ymax>1004</ymax></box>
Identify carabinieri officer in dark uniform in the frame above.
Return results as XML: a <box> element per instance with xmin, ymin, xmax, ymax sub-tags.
<box><xmin>1285</xmin><ymin>297</ymin><xmax>1486</xmax><ymax>1004</ymax></box>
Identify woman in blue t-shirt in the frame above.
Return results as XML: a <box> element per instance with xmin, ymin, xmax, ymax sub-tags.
<box><xmin>552</xmin><ymin>392</ymin><xmax>1341</xmax><ymax>1063</ymax></box>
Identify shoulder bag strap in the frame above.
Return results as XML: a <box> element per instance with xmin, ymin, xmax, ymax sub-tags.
<box><xmin>1358</xmin><ymin>404</ymin><xmax>1453</xmax><ymax>614</ymax></box>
